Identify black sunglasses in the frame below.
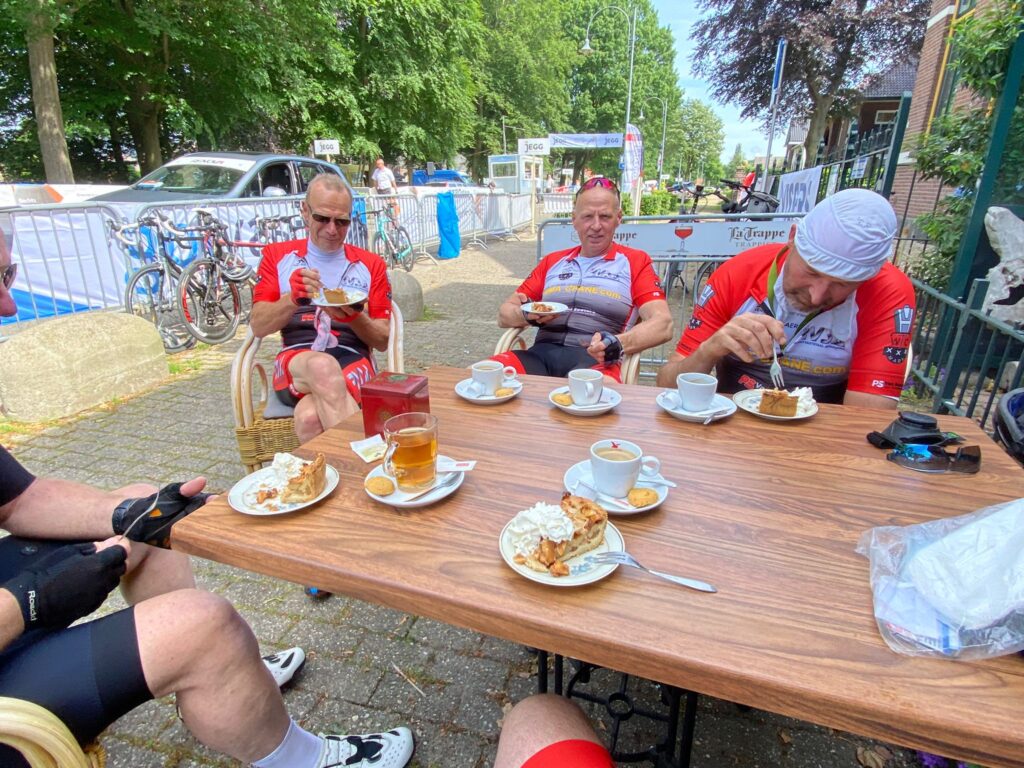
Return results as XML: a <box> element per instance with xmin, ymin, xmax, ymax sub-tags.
<box><xmin>1</xmin><ymin>263</ymin><xmax>16</xmax><ymax>290</ymax></box>
<box><xmin>887</xmin><ymin>443</ymin><xmax>981</xmax><ymax>474</ymax></box>
<box><xmin>309</xmin><ymin>212</ymin><xmax>352</xmax><ymax>228</ymax></box>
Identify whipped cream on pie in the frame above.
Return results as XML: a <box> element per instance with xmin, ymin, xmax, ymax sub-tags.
<box><xmin>508</xmin><ymin>502</ymin><xmax>575</xmax><ymax>559</ymax></box>
<box><xmin>510</xmin><ymin>495</ymin><xmax>608</xmax><ymax>577</ymax></box>
<box><xmin>266</xmin><ymin>452</ymin><xmax>327</xmax><ymax>503</ymax></box>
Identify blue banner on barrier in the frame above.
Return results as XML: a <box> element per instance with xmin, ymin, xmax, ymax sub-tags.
<box><xmin>437</xmin><ymin>192</ymin><xmax>460</xmax><ymax>259</ymax></box>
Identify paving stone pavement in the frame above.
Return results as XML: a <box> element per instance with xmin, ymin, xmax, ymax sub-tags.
<box><xmin>2</xmin><ymin>234</ymin><xmax>925</xmax><ymax>768</ymax></box>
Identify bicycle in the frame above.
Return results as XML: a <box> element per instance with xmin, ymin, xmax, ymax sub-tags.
<box><xmin>370</xmin><ymin>198</ymin><xmax>415</xmax><ymax>272</ymax></box>
<box><xmin>111</xmin><ymin>216</ymin><xmax>196</xmax><ymax>354</ymax></box>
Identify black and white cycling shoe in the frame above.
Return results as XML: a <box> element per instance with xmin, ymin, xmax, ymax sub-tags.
<box><xmin>316</xmin><ymin>727</ymin><xmax>415</xmax><ymax>768</ymax></box>
<box><xmin>261</xmin><ymin>646</ymin><xmax>306</xmax><ymax>688</ymax></box>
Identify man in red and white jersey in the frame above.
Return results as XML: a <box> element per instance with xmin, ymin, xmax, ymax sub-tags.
<box><xmin>250</xmin><ymin>174</ymin><xmax>391</xmax><ymax>442</ymax></box>
<box><xmin>494</xmin><ymin>177</ymin><xmax>673</xmax><ymax>382</ymax></box>
<box><xmin>656</xmin><ymin>188</ymin><xmax>915</xmax><ymax>409</ymax></box>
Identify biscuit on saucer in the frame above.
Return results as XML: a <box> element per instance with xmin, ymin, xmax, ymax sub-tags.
<box><xmin>495</xmin><ymin>387</ymin><xmax>516</xmax><ymax>398</ymax></box>
<box><xmin>552</xmin><ymin>392</ymin><xmax>574</xmax><ymax>406</ymax></box>
<box><xmin>365</xmin><ymin>476</ymin><xmax>396</xmax><ymax>496</ymax></box>
<box><xmin>627</xmin><ymin>487</ymin><xmax>659</xmax><ymax>507</ymax></box>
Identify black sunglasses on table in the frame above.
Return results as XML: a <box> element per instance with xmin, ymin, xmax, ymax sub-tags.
<box><xmin>1</xmin><ymin>263</ymin><xmax>16</xmax><ymax>290</ymax></box>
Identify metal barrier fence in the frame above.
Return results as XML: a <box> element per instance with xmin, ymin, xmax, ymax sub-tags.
<box><xmin>1</xmin><ymin>190</ymin><xmax>534</xmax><ymax>327</ymax></box>
<box><xmin>541</xmin><ymin>193</ymin><xmax>573</xmax><ymax>215</ymax></box>
<box><xmin>909</xmin><ymin>277</ymin><xmax>1024</xmax><ymax>433</ymax></box>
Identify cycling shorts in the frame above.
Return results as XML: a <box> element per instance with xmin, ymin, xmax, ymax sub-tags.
<box><xmin>0</xmin><ymin>537</ymin><xmax>151</xmax><ymax>765</ymax></box>
<box><xmin>521</xmin><ymin>739</ymin><xmax>614</xmax><ymax>768</ymax></box>
<box><xmin>273</xmin><ymin>346</ymin><xmax>376</xmax><ymax>408</ymax></box>
<box><xmin>493</xmin><ymin>342</ymin><xmax>622</xmax><ymax>383</ymax></box>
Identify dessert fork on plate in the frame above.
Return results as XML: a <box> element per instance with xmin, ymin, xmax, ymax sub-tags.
<box><xmin>586</xmin><ymin>551</ymin><xmax>717</xmax><ymax>593</ymax></box>
<box><xmin>769</xmin><ymin>344</ymin><xmax>785</xmax><ymax>389</ymax></box>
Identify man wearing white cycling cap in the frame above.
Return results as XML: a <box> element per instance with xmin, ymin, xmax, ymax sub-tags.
<box><xmin>657</xmin><ymin>188</ymin><xmax>916</xmax><ymax>408</ymax></box>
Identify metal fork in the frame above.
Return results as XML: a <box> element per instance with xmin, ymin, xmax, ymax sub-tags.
<box><xmin>769</xmin><ymin>344</ymin><xmax>785</xmax><ymax>389</ymax></box>
<box><xmin>587</xmin><ymin>551</ymin><xmax>717</xmax><ymax>593</ymax></box>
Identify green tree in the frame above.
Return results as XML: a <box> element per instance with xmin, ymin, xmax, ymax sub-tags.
<box><xmin>673</xmin><ymin>98</ymin><xmax>724</xmax><ymax>182</ymax></box>
<box><xmin>726</xmin><ymin>143</ymin><xmax>747</xmax><ymax>176</ymax></box>
<box><xmin>691</xmin><ymin>0</ymin><xmax>928</xmax><ymax>164</ymax></box>
<box><xmin>914</xmin><ymin>1</ymin><xmax>1024</xmax><ymax>289</ymax></box>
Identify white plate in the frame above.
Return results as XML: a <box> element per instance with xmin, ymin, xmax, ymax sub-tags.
<box><xmin>229</xmin><ymin>464</ymin><xmax>340</xmax><ymax>516</ymax></box>
<box><xmin>732</xmin><ymin>389</ymin><xmax>819</xmax><ymax>421</ymax></box>
<box><xmin>499</xmin><ymin>520</ymin><xmax>624</xmax><ymax>586</ymax></box>
<box><xmin>454</xmin><ymin>377</ymin><xmax>523</xmax><ymax>405</ymax></box>
<box><xmin>364</xmin><ymin>454</ymin><xmax>465</xmax><ymax>508</ymax></box>
<box><xmin>312</xmin><ymin>289</ymin><xmax>368</xmax><ymax>308</ymax></box>
<box><xmin>655</xmin><ymin>390</ymin><xmax>737</xmax><ymax>423</ymax></box>
<box><xmin>548</xmin><ymin>386</ymin><xmax>621</xmax><ymax>417</ymax></box>
<box><xmin>562</xmin><ymin>460</ymin><xmax>668</xmax><ymax>515</ymax></box>
<box><xmin>522</xmin><ymin>301</ymin><xmax>569</xmax><ymax>316</ymax></box>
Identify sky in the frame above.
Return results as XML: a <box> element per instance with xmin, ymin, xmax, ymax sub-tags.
<box><xmin>650</xmin><ymin>0</ymin><xmax>768</xmax><ymax>163</ymax></box>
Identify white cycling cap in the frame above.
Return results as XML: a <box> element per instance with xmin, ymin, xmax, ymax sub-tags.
<box><xmin>793</xmin><ymin>188</ymin><xmax>897</xmax><ymax>282</ymax></box>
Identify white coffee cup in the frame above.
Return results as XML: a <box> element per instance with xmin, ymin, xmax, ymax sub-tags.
<box><xmin>676</xmin><ymin>372</ymin><xmax>717</xmax><ymax>412</ymax></box>
<box><xmin>568</xmin><ymin>369</ymin><xmax>603</xmax><ymax>405</ymax></box>
<box><xmin>470</xmin><ymin>360</ymin><xmax>517</xmax><ymax>396</ymax></box>
<box><xmin>589</xmin><ymin>439</ymin><xmax>661</xmax><ymax>498</ymax></box>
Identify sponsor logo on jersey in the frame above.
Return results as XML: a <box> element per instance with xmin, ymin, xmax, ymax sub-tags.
<box><xmin>884</xmin><ymin>345</ymin><xmax>909</xmax><ymax>364</ymax></box>
<box><xmin>688</xmin><ymin>317</ymin><xmax>703</xmax><ymax>330</ymax></box>
<box><xmin>894</xmin><ymin>304</ymin><xmax>914</xmax><ymax>334</ymax></box>
<box><xmin>696</xmin><ymin>285</ymin><xmax>715</xmax><ymax>307</ymax></box>
<box><xmin>558</xmin><ymin>271</ymin><xmax>573</xmax><ymax>280</ymax></box>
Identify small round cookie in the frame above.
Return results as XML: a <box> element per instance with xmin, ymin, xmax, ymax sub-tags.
<box><xmin>552</xmin><ymin>392</ymin><xmax>574</xmax><ymax>406</ymax></box>
<box><xmin>494</xmin><ymin>387</ymin><xmax>516</xmax><ymax>398</ymax></box>
<box><xmin>627</xmin><ymin>487</ymin><xmax>659</xmax><ymax>507</ymax></box>
<box><xmin>365</xmin><ymin>476</ymin><xmax>396</xmax><ymax>496</ymax></box>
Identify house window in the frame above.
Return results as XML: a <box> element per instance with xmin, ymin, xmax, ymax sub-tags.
<box><xmin>957</xmin><ymin>0</ymin><xmax>976</xmax><ymax>14</ymax></box>
<box><xmin>874</xmin><ymin>110</ymin><xmax>898</xmax><ymax>125</ymax></box>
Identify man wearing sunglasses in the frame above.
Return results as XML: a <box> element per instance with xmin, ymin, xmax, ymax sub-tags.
<box><xmin>656</xmin><ymin>188</ymin><xmax>915</xmax><ymax>408</ymax></box>
<box><xmin>0</xmin><ymin>230</ymin><xmax>414</xmax><ymax>767</ymax></box>
<box><xmin>250</xmin><ymin>173</ymin><xmax>392</xmax><ymax>442</ymax></box>
<box><xmin>495</xmin><ymin>176</ymin><xmax>673</xmax><ymax>381</ymax></box>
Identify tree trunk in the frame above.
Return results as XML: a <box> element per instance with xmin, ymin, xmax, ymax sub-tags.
<box><xmin>803</xmin><ymin>94</ymin><xmax>834</xmax><ymax>167</ymax></box>
<box><xmin>25</xmin><ymin>0</ymin><xmax>74</xmax><ymax>183</ymax></box>
<box><xmin>105</xmin><ymin>112</ymin><xmax>128</xmax><ymax>180</ymax></box>
<box><xmin>125</xmin><ymin>81</ymin><xmax>163</xmax><ymax>174</ymax></box>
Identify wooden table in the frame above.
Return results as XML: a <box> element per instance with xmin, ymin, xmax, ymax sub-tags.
<box><xmin>175</xmin><ymin>366</ymin><xmax>1024</xmax><ymax>767</ymax></box>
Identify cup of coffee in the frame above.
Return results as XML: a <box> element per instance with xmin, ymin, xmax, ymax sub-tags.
<box><xmin>383</xmin><ymin>412</ymin><xmax>438</xmax><ymax>492</ymax></box>
<box><xmin>676</xmin><ymin>372</ymin><xmax>717</xmax><ymax>412</ymax></box>
<box><xmin>568</xmin><ymin>369</ymin><xmax>603</xmax><ymax>405</ymax></box>
<box><xmin>589</xmin><ymin>439</ymin><xmax>661</xmax><ymax>498</ymax></box>
<box><xmin>470</xmin><ymin>360</ymin><xmax>517</xmax><ymax>396</ymax></box>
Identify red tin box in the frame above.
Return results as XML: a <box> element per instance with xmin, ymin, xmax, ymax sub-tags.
<box><xmin>361</xmin><ymin>372</ymin><xmax>430</xmax><ymax>437</ymax></box>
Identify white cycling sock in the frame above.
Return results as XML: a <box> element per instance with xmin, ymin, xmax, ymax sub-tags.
<box><xmin>251</xmin><ymin>719</ymin><xmax>321</xmax><ymax>768</ymax></box>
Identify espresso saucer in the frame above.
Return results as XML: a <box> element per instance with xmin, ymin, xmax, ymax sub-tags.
<box><xmin>364</xmin><ymin>455</ymin><xmax>464</xmax><ymax>508</ymax></box>
<box><xmin>454</xmin><ymin>378</ymin><xmax>522</xmax><ymax>405</ymax></box>
<box><xmin>548</xmin><ymin>386</ymin><xmax>621</xmax><ymax>417</ymax></box>
<box><xmin>656</xmin><ymin>390</ymin><xmax>736</xmax><ymax>423</ymax></box>
<box><xmin>562</xmin><ymin>460</ymin><xmax>668</xmax><ymax>515</ymax></box>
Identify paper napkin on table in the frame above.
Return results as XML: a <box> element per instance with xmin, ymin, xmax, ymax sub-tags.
<box><xmin>351</xmin><ymin>435</ymin><xmax>386</xmax><ymax>463</ymax></box>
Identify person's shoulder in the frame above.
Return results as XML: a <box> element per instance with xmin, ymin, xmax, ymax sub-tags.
<box><xmin>262</xmin><ymin>238</ymin><xmax>307</xmax><ymax>261</ymax></box>
<box><xmin>733</xmin><ymin>242</ymin><xmax>783</xmax><ymax>267</ymax></box>
<box><xmin>346</xmin><ymin>243</ymin><xmax>388</xmax><ymax>274</ymax></box>
<box><xmin>539</xmin><ymin>247</ymin><xmax>576</xmax><ymax>267</ymax></box>
<box><xmin>615</xmin><ymin>243</ymin><xmax>653</xmax><ymax>264</ymax></box>
<box><xmin>856</xmin><ymin>262</ymin><xmax>915</xmax><ymax>308</ymax></box>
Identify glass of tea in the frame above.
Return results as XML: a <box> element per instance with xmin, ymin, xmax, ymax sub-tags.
<box><xmin>382</xmin><ymin>412</ymin><xmax>438</xmax><ymax>492</ymax></box>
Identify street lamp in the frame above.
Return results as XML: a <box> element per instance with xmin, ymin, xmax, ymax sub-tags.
<box><xmin>639</xmin><ymin>96</ymin><xmax>668</xmax><ymax>190</ymax></box>
<box><xmin>580</xmin><ymin>4</ymin><xmax>637</xmax><ymax>190</ymax></box>
<box><xmin>501</xmin><ymin>116</ymin><xmax>529</xmax><ymax>154</ymax></box>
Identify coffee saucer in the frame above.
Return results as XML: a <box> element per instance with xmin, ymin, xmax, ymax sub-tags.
<box><xmin>656</xmin><ymin>390</ymin><xmax>736</xmax><ymax>423</ymax></box>
<box><xmin>562</xmin><ymin>460</ymin><xmax>668</xmax><ymax>515</ymax></box>
<box><xmin>455</xmin><ymin>378</ymin><xmax>522</xmax><ymax>405</ymax></box>
<box><xmin>548</xmin><ymin>386</ymin><xmax>621</xmax><ymax>417</ymax></box>
<box><xmin>364</xmin><ymin>455</ymin><xmax>465</xmax><ymax>508</ymax></box>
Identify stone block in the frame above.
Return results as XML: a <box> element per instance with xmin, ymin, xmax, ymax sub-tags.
<box><xmin>388</xmin><ymin>268</ymin><xmax>423</xmax><ymax>322</ymax></box>
<box><xmin>0</xmin><ymin>312</ymin><xmax>167</xmax><ymax>422</ymax></box>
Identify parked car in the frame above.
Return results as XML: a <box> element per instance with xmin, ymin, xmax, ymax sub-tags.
<box><xmin>91</xmin><ymin>152</ymin><xmax>350</xmax><ymax>203</ymax></box>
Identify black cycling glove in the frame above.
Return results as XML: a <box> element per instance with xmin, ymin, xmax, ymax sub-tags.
<box><xmin>112</xmin><ymin>483</ymin><xmax>210</xmax><ymax>548</ymax></box>
<box><xmin>599</xmin><ymin>331</ymin><xmax>623</xmax><ymax>363</ymax></box>
<box><xmin>3</xmin><ymin>543</ymin><xmax>127</xmax><ymax>631</ymax></box>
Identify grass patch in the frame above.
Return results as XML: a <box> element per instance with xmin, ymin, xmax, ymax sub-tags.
<box><xmin>169</xmin><ymin>357</ymin><xmax>202</xmax><ymax>375</ymax></box>
<box><xmin>421</xmin><ymin>305</ymin><xmax>446</xmax><ymax>321</ymax></box>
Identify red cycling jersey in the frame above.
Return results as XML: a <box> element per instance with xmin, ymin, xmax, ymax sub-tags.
<box><xmin>677</xmin><ymin>243</ymin><xmax>915</xmax><ymax>402</ymax></box>
<box><xmin>253</xmin><ymin>239</ymin><xmax>391</xmax><ymax>354</ymax></box>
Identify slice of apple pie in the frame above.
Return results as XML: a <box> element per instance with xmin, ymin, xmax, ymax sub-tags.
<box><xmin>508</xmin><ymin>494</ymin><xmax>608</xmax><ymax>577</ymax></box>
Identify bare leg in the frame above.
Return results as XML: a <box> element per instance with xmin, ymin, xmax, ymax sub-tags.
<box><xmin>135</xmin><ymin>589</ymin><xmax>289</xmax><ymax>763</ymax></box>
<box><xmin>288</xmin><ymin>351</ymin><xmax>359</xmax><ymax>442</ymax></box>
<box><xmin>494</xmin><ymin>694</ymin><xmax>605</xmax><ymax>768</ymax></box>
<box><xmin>110</xmin><ymin>483</ymin><xmax>196</xmax><ymax>602</ymax></box>
<box><xmin>293</xmin><ymin>396</ymin><xmax>325</xmax><ymax>444</ymax></box>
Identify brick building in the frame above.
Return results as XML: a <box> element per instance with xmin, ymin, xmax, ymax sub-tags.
<box><xmin>889</xmin><ymin>0</ymin><xmax>992</xmax><ymax>230</ymax></box>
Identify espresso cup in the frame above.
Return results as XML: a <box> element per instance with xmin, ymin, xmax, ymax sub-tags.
<box><xmin>470</xmin><ymin>360</ymin><xmax>517</xmax><ymax>396</ymax></box>
<box><xmin>676</xmin><ymin>372</ymin><xmax>717</xmax><ymax>412</ymax></box>
<box><xmin>589</xmin><ymin>439</ymin><xmax>661</xmax><ymax>498</ymax></box>
<box><xmin>568</xmin><ymin>369</ymin><xmax>603</xmax><ymax>405</ymax></box>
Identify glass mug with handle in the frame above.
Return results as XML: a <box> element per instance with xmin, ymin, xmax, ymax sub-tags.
<box><xmin>382</xmin><ymin>412</ymin><xmax>438</xmax><ymax>492</ymax></box>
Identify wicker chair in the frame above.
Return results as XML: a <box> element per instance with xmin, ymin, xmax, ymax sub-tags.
<box><xmin>493</xmin><ymin>327</ymin><xmax>641</xmax><ymax>385</ymax></box>
<box><xmin>0</xmin><ymin>697</ymin><xmax>105</xmax><ymax>768</ymax></box>
<box><xmin>232</xmin><ymin>301</ymin><xmax>405</xmax><ymax>473</ymax></box>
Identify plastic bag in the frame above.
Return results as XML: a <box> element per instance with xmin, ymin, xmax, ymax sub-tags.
<box><xmin>856</xmin><ymin>498</ymin><xmax>1024</xmax><ymax>659</ymax></box>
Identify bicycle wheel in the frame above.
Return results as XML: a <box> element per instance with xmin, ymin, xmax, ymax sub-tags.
<box><xmin>124</xmin><ymin>264</ymin><xmax>195</xmax><ymax>353</ymax></box>
<box><xmin>371</xmin><ymin>232</ymin><xmax>396</xmax><ymax>268</ymax></box>
<box><xmin>392</xmin><ymin>227</ymin><xmax>415</xmax><ymax>272</ymax></box>
<box><xmin>177</xmin><ymin>258</ymin><xmax>242</xmax><ymax>344</ymax></box>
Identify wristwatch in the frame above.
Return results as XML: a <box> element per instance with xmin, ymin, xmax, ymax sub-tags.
<box><xmin>599</xmin><ymin>331</ymin><xmax>623</xmax><ymax>363</ymax></box>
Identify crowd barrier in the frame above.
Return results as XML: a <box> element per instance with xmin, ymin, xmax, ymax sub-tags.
<box><xmin>1</xmin><ymin>190</ymin><xmax>534</xmax><ymax>326</ymax></box>
<box><xmin>541</xmin><ymin>193</ymin><xmax>573</xmax><ymax>215</ymax></box>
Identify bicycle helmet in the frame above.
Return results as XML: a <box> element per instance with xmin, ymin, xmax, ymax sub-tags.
<box><xmin>994</xmin><ymin>387</ymin><xmax>1024</xmax><ymax>464</ymax></box>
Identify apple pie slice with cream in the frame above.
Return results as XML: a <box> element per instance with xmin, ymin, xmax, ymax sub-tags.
<box><xmin>508</xmin><ymin>494</ymin><xmax>608</xmax><ymax>577</ymax></box>
<box><xmin>276</xmin><ymin>452</ymin><xmax>327</xmax><ymax>503</ymax></box>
